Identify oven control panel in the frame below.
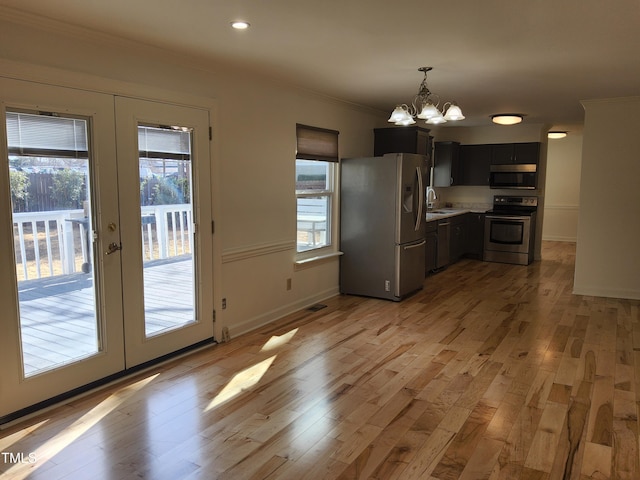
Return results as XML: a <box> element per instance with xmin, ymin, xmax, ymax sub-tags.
<box><xmin>493</xmin><ymin>195</ymin><xmax>538</xmax><ymax>207</ymax></box>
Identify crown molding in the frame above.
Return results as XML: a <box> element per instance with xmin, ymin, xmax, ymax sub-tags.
<box><xmin>0</xmin><ymin>6</ymin><xmax>150</xmax><ymax>54</ymax></box>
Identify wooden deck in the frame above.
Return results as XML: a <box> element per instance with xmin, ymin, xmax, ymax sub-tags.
<box><xmin>18</xmin><ymin>257</ymin><xmax>193</xmax><ymax>376</ymax></box>
<box><xmin>2</xmin><ymin>242</ymin><xmax>639</xmax><ymax>479</ymax></box>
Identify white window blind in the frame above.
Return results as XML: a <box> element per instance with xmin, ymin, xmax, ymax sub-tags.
<box><xmin>6</xmin><ymin>112</ymin><xmax>88</xmax><ymax>157</ymax></box>
<box><xmin>138</xmin><ymin>125</ymin><xmax>191</xmax><ymax>160</ymax></box>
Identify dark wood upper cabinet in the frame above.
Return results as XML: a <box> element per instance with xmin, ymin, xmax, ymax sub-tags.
<box><xmin>435</xmin><ymin>142</ymin><xmax>539</xmax><ymax>186</ymax></box>
<box><xmin>373</xmin><ymin>126</ymin><xmax>433</xmax><ymax>163</ymax></box>
<box><xmin>490</xmin><ymin>142</ymin><xmax>540</xmax><ymax>165</ymax></box>
<box><xmin>433</xmin><ymin>141</ymin><xmax>460</xmax><ymax>187</ymax></box>
<box><xmin>459</xmin><ymin>144</ymin><xmax>492</xmax><ymax>185</ymax></box>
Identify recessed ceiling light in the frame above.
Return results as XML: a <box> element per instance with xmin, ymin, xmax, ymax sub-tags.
<box><xmin>491</xmin><ymin>114</ymin><xmax>523</xmax><ymax>125</ymax></box>
<box><xmin>231</xmin><ymin>21</ymin><xmax>250</xmax><ymax>30</ymax></box>
<box><xmin>548</xmin><ymin>131</ymin><xmax>568</xmax><ymax>139</ymax></box>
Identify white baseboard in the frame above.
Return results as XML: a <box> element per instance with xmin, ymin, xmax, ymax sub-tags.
<box><xmin>542</xmin><ymin>235</ymin><xmax>577</xmax><ymax>242</ymax></box>
<box><xmin>573</xmin><ymin>285</ymin><xmax>640</xmax><ymax>301</ymax></box>
<box><xmin>226</xmin><ymin>287</ymin><xmax>340</xmax><ymax>340</ymax></box>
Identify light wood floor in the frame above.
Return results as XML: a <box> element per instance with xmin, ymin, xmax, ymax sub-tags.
<box><xmin>1</xmin><ymin>241</ymin><xmax>639</xmax><ymax>479</ymax></box>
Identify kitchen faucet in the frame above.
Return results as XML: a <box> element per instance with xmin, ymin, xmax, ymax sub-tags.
<box><xmin>426</xmin><ymin>186</ymin><xmax>437</xmax><ymax>210</ymax></box>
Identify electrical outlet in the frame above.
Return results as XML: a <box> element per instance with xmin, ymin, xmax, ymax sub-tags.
<box><xmin>384</xmin><ymin>280</ymin><xmax>391</xmax><ymax>292</ymax></box>
<box><xmin>286</xmin><ymin>278</ymin><xmax>292</xmax><ymax>291</ymax></box>
<box><xmin>222</xmin><ymin>298</ymin><xmax>227</xmax><ymax>309</ymax></box>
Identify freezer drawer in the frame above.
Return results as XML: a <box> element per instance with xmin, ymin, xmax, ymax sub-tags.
<box><xmin>395</xmin><ymin>239</ymin><xmax>426</xmax><ymax>298</ymax></box>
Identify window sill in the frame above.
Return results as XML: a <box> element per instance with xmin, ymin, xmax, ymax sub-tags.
<box><xmin>294</xmin><ymin>251</ymin><xmax>343</xmax><ymax>270</ymax></box>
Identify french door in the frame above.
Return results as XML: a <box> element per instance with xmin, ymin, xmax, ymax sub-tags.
<box><xmin>115</xmin><ymin>96</ymin><xmax>213</xmax><ymax>367</ymax></box>
<box><xmin>0</xmin><ymin>78</ymin><xmax>213</xmax><ymax>420</ymax></box>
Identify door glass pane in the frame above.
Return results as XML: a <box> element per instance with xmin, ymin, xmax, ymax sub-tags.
<box><xmin>138</xmin><ymin>125</ymin><xmax>195</xmax><ymax>337</ymax></box>
<box><xmin>6</xmin><ymin>111</ymin><xmax>100</xmax><ymax>377</ymax></box>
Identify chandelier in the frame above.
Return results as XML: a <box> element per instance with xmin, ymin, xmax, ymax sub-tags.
<box><xmin>388</xmin><ymin>67</ymin><xmax>464</xmax><ymax>126</ymax></box>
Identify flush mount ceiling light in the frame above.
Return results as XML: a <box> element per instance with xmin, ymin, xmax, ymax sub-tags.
<box><xmin>230</xmin><ymin>21</ymin><xmax>250</xmax><ymax>30</ymax></box>
<box><xmin>548</xmin><ymin>131</ymin><xmax>568</xmax><ymax>139</ymax></box>
<box><xmin>491</xmin><ymin>114</ymin><xmax>523</xmax><ymax>125</ymax></box>
<box><xmin>388</xmin><ymin>67</ymin><xmax>465</xmax><ymax>126</ymax></box>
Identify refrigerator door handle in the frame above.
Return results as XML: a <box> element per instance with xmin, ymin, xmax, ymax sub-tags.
<box><xmin>403</xmin><ymin>240</ymin><xmax>426</xmax><ymax>250</ymax></box>
<box><xmin>415</xmin><ymin>166</ymin><xmax>424</xmax><ymax>231</ymax></box>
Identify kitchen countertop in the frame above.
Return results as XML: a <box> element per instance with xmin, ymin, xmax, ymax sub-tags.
<box><xmin>425</xmin><ymin>208</ymin><xmax>488</xmax><ymax>222</ymax></box>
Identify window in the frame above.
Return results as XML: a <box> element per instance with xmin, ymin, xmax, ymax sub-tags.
<box><xmin>295</xmin><ymin>124</ymin><xmax>339</xmax><ymax>254</ymax></box>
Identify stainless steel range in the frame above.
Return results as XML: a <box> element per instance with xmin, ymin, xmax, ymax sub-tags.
<box><xmin>483</xmin><ymin>195</ymin><xmax>538</xmax><ymax>265</ymax></box>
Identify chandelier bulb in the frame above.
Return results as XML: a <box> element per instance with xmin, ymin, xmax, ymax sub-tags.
<box><xmin>443</xmin><ymin>103</ymin><xmax>465</xmax><ymax>121</ymax></box>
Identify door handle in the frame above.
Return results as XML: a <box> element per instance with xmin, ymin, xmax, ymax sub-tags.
<box><xmin>403</xmin><ymin>240</ymin><xmax>426</xmax><ymax>250</ymax></box>
<box><xmin>105</xmin><ymin>242</ymin><xmax>122</xmax><ymax>255</ymax></box>
<box><xmin>415</xmin><ymin>166</ymin><xmax>424</xmax><ymax>231</ymax></box>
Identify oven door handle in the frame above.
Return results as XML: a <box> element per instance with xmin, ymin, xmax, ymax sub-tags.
<box><xmin>485</xmin><ymin>215</ymin><xmax>529</xmax><ymax>221</ymax></box>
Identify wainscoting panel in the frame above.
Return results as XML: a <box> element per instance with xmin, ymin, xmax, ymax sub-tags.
<box><xmin>542</xmin><ymin>204</ymin><xmax>579</xmax><ymax>242</ymax></box>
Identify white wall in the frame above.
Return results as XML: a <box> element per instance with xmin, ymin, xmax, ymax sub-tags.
<box><xmin>575</xmin><ymin>97</ymin><xmax>640</xmax><ymax>300</ymax></box>
<box><xmin>542</xmin><ymin>128</ymin><xmax>582</xmax><ymax>242</ymax></box>
<box><xmin>0</xmin><ymin>14</ymin><xmax>387</xmax><ymax>339</ymax></box>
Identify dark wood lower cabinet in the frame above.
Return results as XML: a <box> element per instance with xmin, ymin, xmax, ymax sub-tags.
<box><xmin>450</xmin><ymin>215</ymin><xmax>467</xmax><ymax>261</ymax></box>
<box><xmin>467</xmin><ymin>213</ymin><xmax>485</xmax><ymax>258</ymax></box>
<box><xmin>426</xmin><ymin>213</ymin><xmax>486</xmax><ymax>273</ymax></box>
<box><xmin>425</xmin><ymin>222</ymin><xmax>437</xmax><ymax>274</ymax></box>
<box><xmin>436</xmin><ymin>220</ymin><xmax>450</xmax><ymax>269</ymax></box>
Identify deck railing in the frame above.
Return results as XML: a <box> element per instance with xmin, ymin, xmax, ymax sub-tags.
<box><xmin>13</xmin><ymin>204</ymin><xmax>192</xmax><ymax>281</ymax></box>
<box><xmin>140</xmin><ymin>204</ymin><xmax>192</xmax><ymax>261</ymax></box>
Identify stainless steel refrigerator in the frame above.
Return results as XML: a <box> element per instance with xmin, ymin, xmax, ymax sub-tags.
<box><xmin>340</xmin><ymin>152</ymin><xmax>427</xmax><ymax>301</ymax></box>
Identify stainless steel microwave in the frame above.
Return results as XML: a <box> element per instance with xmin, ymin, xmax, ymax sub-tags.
<box><xmin>489</xmin><ymin>164</ymin><xmax>537</xmax><ymax>189</ymax></box>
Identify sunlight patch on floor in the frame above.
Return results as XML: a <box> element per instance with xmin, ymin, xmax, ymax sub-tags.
<box><xmin>3</xmin><ymin>373</ymin><xmax>158</xmax><ymax>480</ymax></box>
<box><xmin>260</xmin><ymin>328</ymin><xmax>298</xmax><ymax>352</ymax></box>
<box><xmin>205</xmin><ymin>355</ymin><xmax>276</xmax><ymax>412</ymax></box>
<box><xmin>0</xmin><ymin>419</ymin><xmax>49</xmax><ymax>452</ymax></box>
